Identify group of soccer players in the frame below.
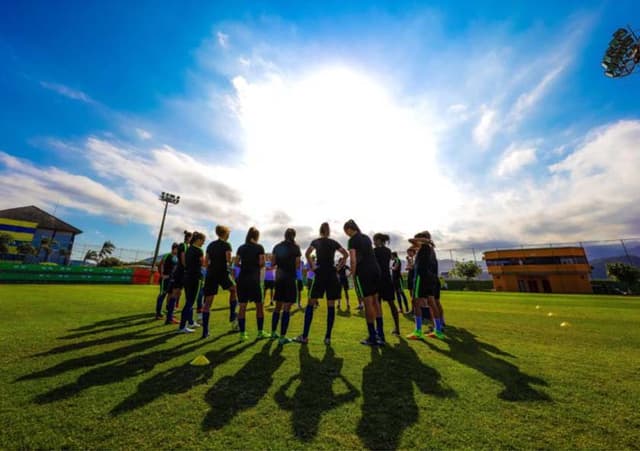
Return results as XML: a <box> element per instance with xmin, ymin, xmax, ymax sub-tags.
<box><xmin>153</xmin><ymin>220</ymin><xmax>445</xmax><ymax>346</ymax></box>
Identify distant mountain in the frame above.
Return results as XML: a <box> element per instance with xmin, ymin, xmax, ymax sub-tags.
<box><xmin>589</xmin><ymin>255</ymin><xmax>640</xmax><ymax>279</ymax></box>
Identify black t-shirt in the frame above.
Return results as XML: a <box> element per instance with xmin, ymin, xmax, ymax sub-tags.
<box><xmin>374</xmin><ymin>246</ymin><xmax>392</xmax><ymax>280</ymax></box>
<box><xmin>272</xmin><ymin>241</ymin><xmax>301</xmax><ymax>279</ymax></box>
<box><xmin>176</xmin><ymin>242</ymin><xmax>188</xmax><ymax>271</ymax></box>
<box><xmin>348</xmin><ymin>233</ymin><xmax>378</xmax><ymax>273</ymax></box>
<box><xmin>161</xmin><ymin>253</ymin><xmax>175</xmax><ymax>276</ymax></box>
<box><xmin>237</xmin><ymin>242</ymin><xmax>265</xmax><ymax>279</ymax></box>
<box><xmin>415</xmin><ymin>245</ymin><xmax>438</xmax><ymax>277</ymax></box>
<box><xmin>338</xmin><ymin>265</ymin><xmax>350</xmax><ymax>279</ymax></box>
<box><xmin>310</xmin><ymin>237</ymin><xmax>342</xmax><ymax>272</ymax></box>
<box><xmin>185</xmin><ymin>245</ymin><xmax>203</xmax><ymax>277</ymax></box>
<box><xmin>206</xmin><ymin>239</ymin><xmax>232</xmax><ymax>273</ymax></box>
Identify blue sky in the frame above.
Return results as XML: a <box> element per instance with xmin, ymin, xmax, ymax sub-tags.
<box><xmin>1</xmin><ymin>0</ymin><xmax>639</xmax><ymax>256</ymax></box>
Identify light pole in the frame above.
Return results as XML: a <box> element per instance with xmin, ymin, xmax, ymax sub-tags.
<box><xmin>602</xmin><ymin>26</ymin><xmax>640</xmax><ymax>78</ymax></box>
<box><xmin>150</xmin><ymin>191</ymin><xmax>180</xmax><ymax>283</ymax></box>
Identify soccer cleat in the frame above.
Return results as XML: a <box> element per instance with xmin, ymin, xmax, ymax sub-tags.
<box><xmin>230</xmin><ymin>319</ymin><xmax>239</xmax><ymax>331</ymax></box>
<box><xmin>360</xmin><ymin>338</ymin><xmax>378</xmax><ymax>346</ymax></box>
<box><xmin>270</xmin><ymin>331</ymin><xmax>280</xmax><ymax>340</ymax></box>
<box><xmin>240</xmin><ymin>332</ymin><xmax>250</xmax><ymax>341</ymax></box>
<box><xmin>165</xmin><ymin>318</ymin><xmax>179</xmax><ymax>325</ymax></box>
<box><xmin>278</xmin><ymin>337</ymin><xmax>292</xmax><ymax>345</ymax></box>
<box><xmin>293</xmin><ymin>335</ymin><xmax>309</xmax><ymax>344</ymax></box>
<box><xmin>201</xmin><ymin>333</ymin><xmax>210</xmax><ymax>339</ymax></box>
<box><xmin>177</xmin><ymin>327</ymin><xmax>195</xmax><ymax>334</ymax></box>
<box><xmin>391</xmin><ymin>329</ymin><xmax>400</xmax><ymax>336</ymax></box>
<box><xmin>406</xmin><ymin>330</ymin><xmax>425</xmax><ymax>340</ymax></box>
<box><xmin>428</xmin><ymin>330</ymin><xmax>445</xmax><ymax>340</ymax></box>
<box><xmin>376</xmin><ymin>336</ymin><xmax>386</xmax><ymax>346</ymax></box>
<box><xmin>257</xmin><ymin>330</ymin><xmax>270</xmax><ymax>339</ymax></box>
<box><xmin>324</xmin><ymin>337</ymin><xmax>331</xmax><ymax>345</ymax></box>
<box><xmin>155</xmin><ymin>314</ymin><xmax>164</xmax><ymax>320</ymax></box>
<box><xmin>188</xmin><ymin>322</ymin><xmax>200</xmax><ymax>328</ymax></box>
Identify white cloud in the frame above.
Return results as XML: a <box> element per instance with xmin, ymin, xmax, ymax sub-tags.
<box><xmin>472</xmin><ymin>107</ymin><xmax>497</xmax><ymax>149</ymax></box>
<box><xmin>508</xmin><ymin>65</ymin><xmax>565</xmax><ymax>124</ymax></box>
<box><xmin>217</xmin><ymin>31</ymin><xmax>229</xmax><ymax>48</ymax></box>
<box><xmin>495</xmin><ymin>145</ymin><xmax>537</xmax><ymax>177</ymax></box>
<box><xmin>40</xmin><ymin>81</ymin><xmax>93</xmax><ymax>103</ymax></box>
<box><xmin>135</xmin><ymin>128</ymin><xmax>152</xmax><ymax>140</ymax></box>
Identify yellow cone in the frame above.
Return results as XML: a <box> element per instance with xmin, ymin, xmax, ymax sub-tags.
<box><xmin>535</xmin><ymin>305</ymin><xmax>541</xmax><ymax>310</ymax></box>
<box><xmin>560</xmin><ymin>322</ymin><xmax>570</xmax><ymax>327</ymax></box>
<box><xmin>547</xmin><ymin>312</ymin><xmax>554</xmax><ymax>317</ymax></box>
<box><xmin>190</xmin><ymin>355</ymin><xmax>210</xmax><ymax>366</ymax></box>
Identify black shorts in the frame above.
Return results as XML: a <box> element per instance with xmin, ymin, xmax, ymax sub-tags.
<box><xmin>159</xmin><ymin>277</ymin><xmax>171</xmax><ymax>294</ymax></box>
<box><xmin>273</xmin><ymin>277</ymin><xmax>298</xmax><ymax>303</ymax></box>
<box><xmin>407</xmin><ymin>269</ymin><xmax>415</xmax><ymax>291</ymax></box>
<box><xmin>203</xmin><ymin>271</ymin><xmax>235</xmax><ymax>296</ymax></box>
<box><xmin>237</xmin><ymin>277</ymin><xmax>263</xmax><ymax>303</ymax></box>
<box><xmin>339</xmin><ymin>277</ymin><xmax>349</xmax><ymax>291</ymax></box>
<box><xmin>413</xmin><ymin>272</ymin><xmax>438</xmax><ymax>298</ymax></box>
<box><xmin>354</xmin><ymin>268</ymin><xmax>380</xmax><ymax>298</ymax></box>
<box><xmin>310</xmin><ymin>270</ymin><xmax>341</xmax><ymax>300</ymax></box>
<box><xmin>172</xmin><ymin>269</ymin><xmax>184</xmax><ymax>290</ymax></box>
<box><xmin>378</xmin><ymin>276</ymin><xmax>395</xmax><ymax>302</ymax></box>
<box><xmin>264</xmin><ymin>280</ymin><xmax>275</xmax><ymax>290</ymax></box>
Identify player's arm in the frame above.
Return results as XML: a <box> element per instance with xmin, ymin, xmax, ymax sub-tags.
<box><xmin>349</xmin><ymin>249</ymin><xmax>357</xmax><ymax>276</ymax></box>
<box><xmin>259</xmin><ymin>252</ymin><xmax>265</xmax><ymax>269</ymax></box>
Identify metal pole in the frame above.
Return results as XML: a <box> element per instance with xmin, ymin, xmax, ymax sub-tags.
<box><xmin>621</xmin><ymin>239</ymin><xmax>633</xmax><ymax>265</ymax></box>
<box><xmin>150</xmin><ymin>201</ymin><xmax>169</xmax><ymax>283</ymax></box>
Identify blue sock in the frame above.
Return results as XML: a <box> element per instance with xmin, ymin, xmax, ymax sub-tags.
<box><xmin>229</xmin><ymin>301</ymin><xmax>238</xmax><ymax>322</ymax></box>
<box><xmin>302</xmin><ymin>305</ymin><xmax>314</xmax><ymax>338</ymax></box>
<box><xmin>281</xmin><ymin>311</ymin><xmax>290</xmax><ymax>336</ymax></box>
<box><xmin>415</xmin><ymin>314</ymin><xmax>423</xmax><ymax>331</ymax></box>
<box><xmin>165</xmin><ymin>298</ymin><xmax>175</xmax><ymax>323</ymax></box>
<box><xmin>435</xmin><ymin>318</ymin><xmax>442</xmax><ymax>332</ymax></box>
<box><xmin>271</xmin><ymin>311</ymin><xmax>280</xmax><ymax>333</ymax></box>
<box><xmin>367</xmin><ymin>322</ymin><xmax>376</xmax><ymax>342</ymax></box>
<box><xmin>257</xmin><ymin>315</ymin><xmax>264</xmax><ymax>332</ymax></box>
<box><xmin>239</xmin><ymin>318</ymin><xmax>246</xmax><ymax>333</ymax></box>
<box><xmin>421</xmin><ymin>307</ymin><xmax>430</xmax><ymax>321</ymax></box>
<box><xmin>326</xmin><ymin>306</ymin><xmax>335</xmax><ymax>339</ymax></box>
<box><xmin>202</xmin><ymin>312</ymin><xmax>210</xmax><ymax>337</ymax></box>
<box><xmin>375</xmin><ymin>317</ymin><xmax>384</xmax><ymax>341</ymax></box>
<box><xmin>155</xmin><ymin>294</ymin><xmax>165</xmax><ymax>316</ymax></box>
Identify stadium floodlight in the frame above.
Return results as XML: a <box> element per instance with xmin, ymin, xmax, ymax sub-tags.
<box><xmin>601</xmin><ymin>25</ymin><xmax>640</xmax><ymax>78</ymax></box>
<box><xmin>150</xmin><ymin>191</ymin><xmax>180</xmax><ymax>282</ymax></box>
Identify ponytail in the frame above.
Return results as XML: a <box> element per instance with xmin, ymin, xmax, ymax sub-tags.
<box><xmin>373</xmin><ymin>233</ymin><xmax>390</xmax><ymax>245</ymax></box>
<box><xmin>285</xmin><ymin>228</ymin><xmax>296</xmax><ymax>244</ymax></box>
<box><xmin>245</xmin><ymin>227</ymin><xmax>260</xmax><ymax>244</ymax></box>
<box><xmin>319</xmin><ymin>222</ymin><xmax>330</xmax><ymax>237</ymax></box>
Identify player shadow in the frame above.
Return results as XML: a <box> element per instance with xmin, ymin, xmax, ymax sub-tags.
<box><xmin>424</xmin><ymin>326</ymin><xmax>550</xmax><ymax>402</ymax></box>
<box><xmin>202</xmin><ymin>341</ymin><xmax>285</xmax><ymax>431</ymax></box>
<box><xmin>275</xmin><ymin>345</ymin><xmax>359</xmax><ymax>442</ymax></box>
<box><xmin>58</xmin><ymin>318</ymin><xmax>158</xmax><ymax>340</ymax></box>
<box><xmin>337</xmin><ymin>308</ymin><xmax>351</xmax><ymax>317</ymax></box>
<box><xmin>110</xmin><ymin>336</ymin><xmax>254</xmax><ymax>416</ymax></box>
<box><xmin>31</xmin><ymin>335</ymin><xmax>218</xmax><ymax>405</ymax></box>
<box><xmin>66</xmin><ymin>313</ymin><xmax>151</xmax><ymax>332</ymax></box>
<box><xmin>34</xmin><ymin>325</ymin><xmax>163</xmax><ymax>357</ymax></box>
<box><xmin>17</xmin><ymin>331</ymin><xmax>178</xmax><ymax>382</ymax></box>
<box><xmin>357</xmin><ymin>339</ymin><xmax>456</xmax><ymax>451</ymax></box>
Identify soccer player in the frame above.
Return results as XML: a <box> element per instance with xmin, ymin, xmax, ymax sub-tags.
<box><xmin>406</xmin><ymin>231</ymin><xmax>444</xmax><ymax>340</ymax></box>
<box><xmin>201</xmin><ymin>225</ymin><xmax>238</xmax><ymax>339</ymax></box>
<box><xmin>343</xmin><ymin>219</ymin><xmax>383</xmax><ymax>346</ymax></box>
<box><xmin>391</xmin><ymin>251</ymin><xmax>409</xmax><ymax>313</ymax></box>
<box><xmin>264</xmin><ymin>256</ymin><xmax>275</xmax><ymax>306</ymax></box>
<box><xmin>165</xmin><ymin>231</ymin><xmax>191</xmax><ymax>325</ymax></box>
<box><xmin>374</xmin><ymin>234</ymin><xmax>400</xmax><ymax>338</ymax></box>
<box><xmin>337</xmin><ymin>257</ymin><xmax>351</xmax><ymax>310</ymax></box>
<box><xmin>155</xmin><ymin>243</ymin><xmax>178</xmax><ymax>320</ymax></box>
<box><xmin>235</xmin><ymin>227</ymin><xmax>268</xmax><ymax>340</ymax></box>
<box><xmin>270</xmin><ymin>228</ymin><xmax>302</xmax><ymax>345</ymax></box>
<box><xmin>294</xmin><ymin>222</ymin><xmax>348</xmax><ymax>345</ymax></box>
<box><xmin>178</xmin><ymin>231</ymin><xmax>205</xmax><ymax>333</ymax></box>
<box><xmin>406</xmin><ymin>247</ymin><xmax>416</xmax><ymax>301</ymax></box>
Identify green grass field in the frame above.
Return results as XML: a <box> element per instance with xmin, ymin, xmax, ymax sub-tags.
<box><xmin>1</xmin><ymin>285</ymin><xmax>639</xmax><ymax>450</ymax></box>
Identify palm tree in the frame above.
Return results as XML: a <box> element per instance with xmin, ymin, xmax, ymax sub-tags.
<box><xmin>83</xmin><ymin>250</ymin><xmax>98</xmax><ymax>263</ymax></box>
<box><xmin>98</xmin><ymin>241</ymin><xmax>116</xmax><ymax>261</ymax></box>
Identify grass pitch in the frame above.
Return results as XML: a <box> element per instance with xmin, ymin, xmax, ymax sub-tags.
<box><xmin>1</xmin><ymin>285</ymin><xmax>639</xmax><ymax>450</ymax></box>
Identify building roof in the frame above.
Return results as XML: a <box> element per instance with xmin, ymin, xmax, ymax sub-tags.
<box><xmin>0</xmin><ymin>205</ymin><xmax>82</xmax><ymax>234</ymax></box>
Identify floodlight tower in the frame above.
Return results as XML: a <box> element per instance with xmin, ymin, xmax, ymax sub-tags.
<box><xmin>150</xmin><ymin>191</ymin><xmax>180</xmax><ymax>283</ymax></box>
<box><xmin>601</xmin><ymin>26</ymin><xmax>640</xmax><ymax>78</ymax></box>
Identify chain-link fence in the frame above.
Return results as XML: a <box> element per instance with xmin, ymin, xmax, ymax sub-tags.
<box><xmin>70</xmin><ymin>243</ymin><xmax>155</xmax><ymax>265</ymax></box>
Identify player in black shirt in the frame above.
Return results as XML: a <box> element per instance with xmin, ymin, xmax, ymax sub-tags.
<box><xmin>391</xmin><ymin>251</ymin><xmax>409</xmax><ymax>313</ymax></box>
<box><xmin>344</xmin><ymin>219</ymin><xmax>383</xmax><ymax>346</ymax></box>
<box><xmin>201</xmin><ymin>225</ymin><xmax>238</xmax><ymax>338</ymax></box>
<box><xmin>336</xmin><ymin>257</ymin><xmax>351</xmax><ymax>310</ymax></box>
<box><xmin>294</xmin><ymin>222</ymin><xmax>348</xmax><ymax>345</ymax></box>
<box><xmin>407</xmin><ymin>231</ymin><xmax>444</xmax><ymax>340</ymax></box>
<box><xmin>178</xmin><ymin>232</ymin><xmax>205</xmax><ymax>333</ymax></box>
<box><xmin>269</xmin><ymin>228</ymin><xmax>302</xmax><ymax>345</ymax></box>
<box><xmin>374</xmin><ymin>233</ymin><xmax>399</xmax><ymax>338</ymax></box>
<box><xmin>165</xmin><ymin>231</ymin><xmax>191</xmax><ymax>325</ymax></box>
<box><xmin>235</xmin><ymin>227</ymin><xmax>267</xmax><ymax>340</ymax></box>
<box><xmin>154</xmin><ymin>243</ymin><xmax>178</xmax><ymax>319</ymax></box>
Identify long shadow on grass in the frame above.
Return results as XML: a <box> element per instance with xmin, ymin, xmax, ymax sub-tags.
<box><xmin>58</xmin><ymin>318</ymin><xmax>157</xmax><ymax>340</ymax></box>
<box><xmin>202</xmin><ymin>341</ymin><xmax>285</xmax><ymax>430</ymax></box>
<box><xmin>424</xmin><ymin>326</ymin><xmax>550</xmax><ymax>402</ymax></box>
<box><xmin>357</xmin><ymin>339</ymin><xmax>456</xmax><ymax>451</ymax></box>
<box><xmin>111</xmin><ymin>336</ymin><xmax>255</xmax><ymax>415</ymax></box>
<box><xmin>275</xmin><ymin>345</ymin><xmax>359</xmax><ymax>442</ymax></box>
<box><xmin>17</xmin><ymin>330</ymin><xmax>176</xmax><ymax>382</ymax></box>
<box><xmin>67</xmin><ymin>313</ymin><xmax>151</xmax><ymax>332</ymax></box>
<box><xmin>32</xmin><ymin>336</ymin><xmax>215</xmax><ymax>404</ymax></box>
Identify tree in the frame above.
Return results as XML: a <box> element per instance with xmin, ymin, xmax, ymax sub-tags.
<box><xmin>0</xmin><ymin>232</ymin><xmax>12</xmax><ymax>254</ymax></box>
<box><xmin>99</xmin><ymin>241</ymin><xmax>116</xmax><ymax>261</ymax></box>
<box><xmin>38</xmin><ymin>237</ymin><xmax>59</xmax><ymax>263</ymax></box>
<box><xmin>607</xmin><ymin>262</ymin><xmax>640</xmax><ymax>294</ymax></box>
<box><xmin>83</xmin><ymin>250</ymin><xmax>98</xmax><ymax>263</ymax></box>
<box><xmin>451</xmin><ymin>260</ymin><xmax>482</xmax><ymax>281</ymax></box>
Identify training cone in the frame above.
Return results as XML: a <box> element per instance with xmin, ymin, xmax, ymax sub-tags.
<box><xmin>560</xmin><ymin>322</ymin><xmax>570</xmax><ymax>327</ymax></box>
<box><xmin>535</xmin><ymin>305</ymin><xmax>541</xmax><ymax>310</ymax></box>
<box><xmin>547</xmin><ymin>312</ymin><xmax>554</xmax><ymax>317</ymax></box>
<box><xmin>190</xmin><ymin>355</ymin><xmax>210</xmax><ymax>366</ymax></box>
